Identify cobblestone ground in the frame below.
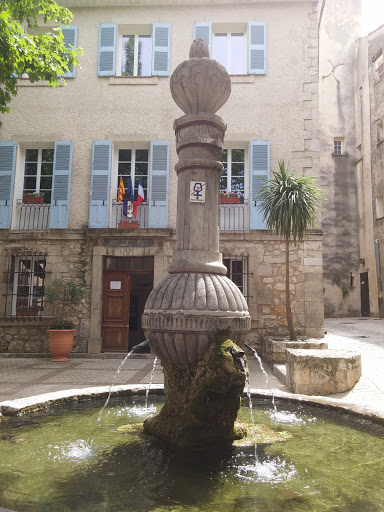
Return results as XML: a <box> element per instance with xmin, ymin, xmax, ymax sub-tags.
<box><xmin>0</xmin><ymin>317</ymin><xmax>383</xmax><ymax>419</ymax></box>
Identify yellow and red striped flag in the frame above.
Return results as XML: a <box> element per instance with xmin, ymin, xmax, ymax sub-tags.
<box><xmin>117</xmin><ymin>176</ymin><xmax>125</xmax><ymax>203</ymax></box>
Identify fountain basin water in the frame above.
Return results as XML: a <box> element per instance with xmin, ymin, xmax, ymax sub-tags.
<box><xmin>1</xmin><ymin>391</ymin><xmax>384</xmax><ymax>512</ymax></box>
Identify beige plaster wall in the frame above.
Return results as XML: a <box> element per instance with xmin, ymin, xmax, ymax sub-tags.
<box><xmin>319</xmin><ymin>0</ymin><xmax>361</xmax><ymax>316</ymax></box>
<box><xmin>354</xmin><ymin>34</ymin><xmax>380</xmax><ymax>317</ymax></box>
<box><xmin>1</xmin><ymin>0</ymin><xmax>319</xmax><ymax>232</ymax></box>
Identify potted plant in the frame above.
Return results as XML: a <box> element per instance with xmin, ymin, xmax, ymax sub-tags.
<box><xmin>220</xmin><ymin>191</ymin><xmax>240</xmax><ymax>204</ymax></box>
<box><xmin>22</xmin><ymin>191</ymin><xmax>45</xmax><ymax>204</ymax></box>
<box><xmin>44</xmin><ymin>277</ymin><xmax>85</xmax><ymax>362</ymax></box>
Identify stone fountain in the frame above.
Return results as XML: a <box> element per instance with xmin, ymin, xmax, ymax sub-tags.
<box><xmin>142</xmin><ymin>40</ymin><xmax>251</xmax><ymax>448</ymax></box>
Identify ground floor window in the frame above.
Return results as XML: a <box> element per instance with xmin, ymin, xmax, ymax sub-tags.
<box><xmin>223</xmin><ymin>256</ymin><xmax>248</xmax><ymax>300</ymax></box>
<box><xmin>5</xmin><ymin>255</ymin><xmax>46</xmax><ymax>317</ymax></box>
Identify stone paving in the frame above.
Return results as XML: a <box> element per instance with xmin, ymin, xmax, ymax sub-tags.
<box><xmin>0</xmin><ymin>317</ymin><xmax>383</xmax><ymax>420</ymax></box>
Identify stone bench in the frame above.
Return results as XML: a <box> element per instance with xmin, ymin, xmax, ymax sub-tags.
<box><xmin>262</xmin><ymin>337</ymin><xmax>328</xmax><ymax>364</ymax></box>
<box><xmin>285</xmin><ymin>349</ymin><xmax>362</xmax><ymax>396</ymax></box>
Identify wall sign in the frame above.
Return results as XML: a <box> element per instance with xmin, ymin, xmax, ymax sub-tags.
<box><xmin>190</xmin><ymin>181</ymin><xmax>206</xmax><ymax>202</ymax></box>
<box><xmin>110</xmin><ymin>281</ymin><xmax>122</xmax><ymax>290</ymax></box>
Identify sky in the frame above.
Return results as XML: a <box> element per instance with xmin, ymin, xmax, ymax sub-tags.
<box><xmin>362</xmin><ymin>0</ymin><xmax>384</xmax><ymax>34</ymax></box>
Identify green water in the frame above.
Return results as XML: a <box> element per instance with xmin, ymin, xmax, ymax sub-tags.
<box><xmin>1</xmin><ymin>397</ymin><xmax>384</xmax><ymax>512</ymax></box>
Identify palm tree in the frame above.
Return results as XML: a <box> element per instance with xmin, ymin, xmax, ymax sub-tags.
<box><xmin>257</xmin><ymin>160</ymin><xmax>325</xmax><ymax>341</ymax></box>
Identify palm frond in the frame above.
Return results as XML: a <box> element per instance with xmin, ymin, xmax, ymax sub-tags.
<box><xmin>257</xmin><ymin>160</ymin><xmax>325</xmax><ymax>244</ymax></box>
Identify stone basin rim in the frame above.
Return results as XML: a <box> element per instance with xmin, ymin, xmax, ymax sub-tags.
<box><xmin>1</xmin><ymin>384</ymin><xmax>383</xmax><ymax>426</ymax></box>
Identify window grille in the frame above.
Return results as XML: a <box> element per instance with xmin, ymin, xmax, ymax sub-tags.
<box><xmin>223</xmin><ymin>256</ymin><xmax>251</xmax><ymax>301</ymax></box>
<box><xmin>3</xmin><ymin>254</ymin><xmax>47</xmax><ymax>320</ymax></box>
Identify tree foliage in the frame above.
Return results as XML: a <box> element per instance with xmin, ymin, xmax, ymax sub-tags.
<box><xmin>0</xmin><ymin>0</ymin><xmax>83</xmax><ymax>113</ymax></box>
<box><xmin>257</xmin><ymin>160</ymin><xmax>325</xmax><ymax>244</ymax></box>
<box><xmin>257</xmin><ymin>160</ymin><xmax>325</xmax><ymax>340</ymax></box>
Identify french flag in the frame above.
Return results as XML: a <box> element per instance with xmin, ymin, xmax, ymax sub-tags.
<box><xmin>137</xmin><ymin>177</ymin><xmax>144</xmax><ymax>205</ymax></box>
<box><xmin>132</xmin><ymin>177</ymin><xmax>144</xmax><ymax>216</ymax></box>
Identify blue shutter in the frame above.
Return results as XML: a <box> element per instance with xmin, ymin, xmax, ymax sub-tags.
<box><xmin>148</xmin><ymin>141</ymin><xmax>169</xmax><ymax>228</ymax></box>
<box><xmin>89</xmin><ymin>141</ymin><xmax>112</xmax><ymax>228</ymax></box>
<box><xmin>98</xmin><ymin>24</ymin><xmax>116</xmax><ymax>76</ymax></box>
<box><xmin>152</xmin><ymin>24</ymin><xmax>171</xmax><ymax>76</ymax></box>
<box><xmin>248</xmin><ymin>22</ymin><xmax>266</xmax><ymax>74</ymax></box>
<box><xmin>61</xmin><ymin>25</ymin><xmax>77</xmax><ymax>78</ymax></box>
<box><xmin>249</xmin><ymin>140</ymin><xmax>270</xmax><ymax>230</ymax></box>
<box><xmin>194</xmin><ymin>22</ymin><xmax>211</xmax><ymax>56</ymax></box>
<box><xmin>49</xmin><ymin>141</ymin><xmax>73</xmax><ymax>229</ymax></box>
<box><xmin>0</xmin><ymin>142</ymin><xmax>17</xmax><ymax>229</ymax></box>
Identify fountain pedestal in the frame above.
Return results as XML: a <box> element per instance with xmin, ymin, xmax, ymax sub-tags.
<box><xmin>142</xmin><ymin>39</ymin><xmax>251</xmax><ymax>447</ymax></box>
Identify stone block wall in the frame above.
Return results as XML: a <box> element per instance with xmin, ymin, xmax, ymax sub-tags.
<box><xmin>0</xmin><ymin>228</ymin><xmax>324</xmax><ymax>355</ymax></box>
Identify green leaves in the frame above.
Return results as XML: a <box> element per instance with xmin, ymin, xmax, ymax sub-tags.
<box><xmin>257</xmin><ymin>160</ymin><xmax>325</xmax><ymax>244</ymax></box>
<box><xmin>0</xmin><ymin>0</ymin><xmax>83</xmax><ymax>113</ymax></box>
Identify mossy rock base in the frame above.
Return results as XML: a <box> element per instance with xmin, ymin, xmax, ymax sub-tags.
<box><xmin>143</xmin><ymin>331</ymin><xmax>247</xmax><ymax>449</ymax></box>
<box><xmin>116</xmin><ymin>423</ymin><xmax>144</xmax><ymax>435</ymax></box>
<box><xmin>233</xmin><ymin>422</ymin><xmax>292</xmax><ymax>447</ymax></box>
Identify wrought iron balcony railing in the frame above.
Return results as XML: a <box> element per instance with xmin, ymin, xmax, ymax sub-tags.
<box><xmin>111</xmin><ymin>200</ymin><xmax>149</xmax><ymax>228</ymax></box>
<box><xmin>219</xmin><ymin>201</ymin><xmax>248</xmax><ymax>231</ymax></box>
<box><xmin>16</xmin><ymin>200</ymin><xmax>50</xmax><ymax>230</ymax></box>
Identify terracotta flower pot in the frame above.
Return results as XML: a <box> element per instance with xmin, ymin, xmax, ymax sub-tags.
<box><xmin>118</xmin><ymin>221</ymin><xmax>139</xmax><ymax>228</ymax></box>
<box><xmin>48</xmin><ymin>329</ymin><xmax>75</xmax><ymax>362</ymax></box>
<box><xmin>23</xmin><ymin>196</ymin><xmax>44</xmax><ymax>204</ymax></box>
<box><xmin>220</xmin><ymin>197</ymin><xmax>240</xmax><ymax>204</ymax></box>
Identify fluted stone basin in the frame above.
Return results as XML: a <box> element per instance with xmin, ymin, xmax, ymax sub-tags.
<box><xmin>142</xmin><ymin>272</ymin><xmax>250</xmax><ymax>364</ymax></box>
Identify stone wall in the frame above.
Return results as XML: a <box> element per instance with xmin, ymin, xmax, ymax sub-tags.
<box><xmin>0</xmin><ymin>229</ymin><xmax>324</xmax><ymax>354</ymax></box>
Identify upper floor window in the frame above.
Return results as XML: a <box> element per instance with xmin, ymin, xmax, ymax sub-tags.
<box><xmin>333</xmin><ymin>138</ymin><xmax>344</xmax><ymax>155</ymax></box>
<box><xmin>24</xmin><ymin>149</ymin><xmax>54</xmax><ymax>203</ymax></box>
<box><xmin>194</xmin><ymin>22</ymin><xmax>266</xmax><ymax>75</ymax></box>
<box><xmin>98</xmin><ymin>23</ymin><xmax>171</xmax><ymax>77</ymax></box>
<box><xmin>121</xmin><ymin>34</ymin><xmax>151</xmax><ymax>76</ymax></box>
<box><xmin>373</xmin><ymin>49</ymin><xmax>383</xmax><ymax>82</ymax></box>
<box><xmin>220</xmin><ymin>148</ymin><xmax>245</xmax><ymax>200</ymax></box>
<box><xmin>117</xmin><ymin>148</ymin><xmax>149</xmax><ymax>201</ymax></box>
<box><xmin>214</xmin><ymin>33</ymin><xmax>245</xmax><ymax>74</ymax></box>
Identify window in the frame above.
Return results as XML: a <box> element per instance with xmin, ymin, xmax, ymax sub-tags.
<box><xmin>194</xmin><ymin>22</ymin><xmax>266</xmax><ymax>75</ymax></box>
<box><xmin>117</xmin><ymin>148</ymin><xmax>149</xmax><ymax>201</ymax></box>
<box><xmin>121</xmin><ymin>34</ymin><xmax>151</xmax><ymax>76</ymax></box>
<box><xmin>333</xmin><ymin>138</ymin><xmax>344</xmax><ymax>155</ymax></box>
<box><xmin>214</xmin><ymin>33</ymin><xmax>245</xmax><ymax>74</ymax></box>
<box><xmin>98</xmin><ymin>23</ymin><xmax>171</xmax><ymax>77</ymax></box>
<box><xmin>376</xmin><ymin>195</ymin><xmax>384</xmax><ymax>220</ymax></box>
<box><xmin>223</xmin><ymin>257</ymin><xmax>248</xmax><ymax>300</ymax></box>
<box><xmin>23</xmin><ymin>148</ymin><xmax>54</xmax><ymax>203</ymax></box>
<box><xmin>10</xmin><ymin>256</ymin><xmax>46</xmax><ymax>317</ymax></box>
<box><xmin>220</xmin><ymin>148</ymin><xmax>245</xmax><ymax>200</ymax></box>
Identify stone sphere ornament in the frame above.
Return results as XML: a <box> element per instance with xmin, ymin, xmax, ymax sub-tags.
<box><xmin>170</xmin><ymin>39</ymin><xmax>231</xmax><ymax>115</ymax></box>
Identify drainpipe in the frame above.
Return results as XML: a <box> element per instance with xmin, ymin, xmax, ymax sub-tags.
<box><xmin>375</xmin><ymin>239</ymin><xmax>384</xmax><ymax>317</ymax></box>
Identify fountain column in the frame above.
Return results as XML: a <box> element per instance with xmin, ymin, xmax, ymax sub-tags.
<box><xmin>142</xmin><ymin>40</ymin><xmax>251</xmax><ymax>365</ymax></box>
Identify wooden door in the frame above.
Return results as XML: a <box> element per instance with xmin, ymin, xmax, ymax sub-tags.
<box><xmin>102</xmin><ymin>272</ymin><xmax>131</xmax><ymax>351</ymax></box>
<box><xmin>360</xmin><ymin>272</ymin><xmax>370</xmax><ymax>317</ymax></box>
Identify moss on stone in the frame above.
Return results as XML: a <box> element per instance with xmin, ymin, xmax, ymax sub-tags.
<box><xmin>143</xmin><ymin>330</ymin><xmax>247</xmax><ymax>448</ymax></box>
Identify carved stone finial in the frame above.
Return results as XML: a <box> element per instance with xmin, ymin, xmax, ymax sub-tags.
<box><xmin>189</xmin><ymin>38</ymin><xmax>210</xmax><ymax>58</ymax></box>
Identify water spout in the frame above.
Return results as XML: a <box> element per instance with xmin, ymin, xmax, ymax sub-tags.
<box><xmin>245</xmin><ymin>343</ymin><xmax>277</xmax><ymax>415</ymax></box>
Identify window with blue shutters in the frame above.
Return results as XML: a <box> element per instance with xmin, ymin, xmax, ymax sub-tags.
<box><xmin>0</xmin><ymin>142</ymin><xmax>17</xmax><ymax>229</ymax></box>
<box><xmin>89</xmin><ymin>141</ymin><xmax>112</xmax><ymax>228</ymax></box>
<box><xmin>148</xmin><ymin>141</ymin><xmax>169</xmax><ymax>228</ymax></box>
<box><xmin>61</xmin><ymin>26</ymin><xmax>78</xmax><ymax>78</ymax></box>
<box><xmin>99</xmin><ymin>23</ymin><xmax>171</xmax><ymax>77</ymax></box>
<box><xmin>249</xmin><ymin>140</ymin><xmax>270</xmax><ymax>230</ymax></box>
<box><xmin>194</xmin><ymin>22</ymin><xmax>266</xmax><ymax>75</ymax></box>
<box><xmin>49</xmin><ymin>141</ymin><xmax>73</xmax><ymax>229</ymax></box>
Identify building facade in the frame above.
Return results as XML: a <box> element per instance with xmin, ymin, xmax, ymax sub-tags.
<box><xmin>319</xmin><ymin>0</ymin><xmax>384</xmax><ymax>319</ymax></box>
<box><xmin>0</xmin><ymin>0</ymin><xmax>324</xmax><ymax>355</ymax></box>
